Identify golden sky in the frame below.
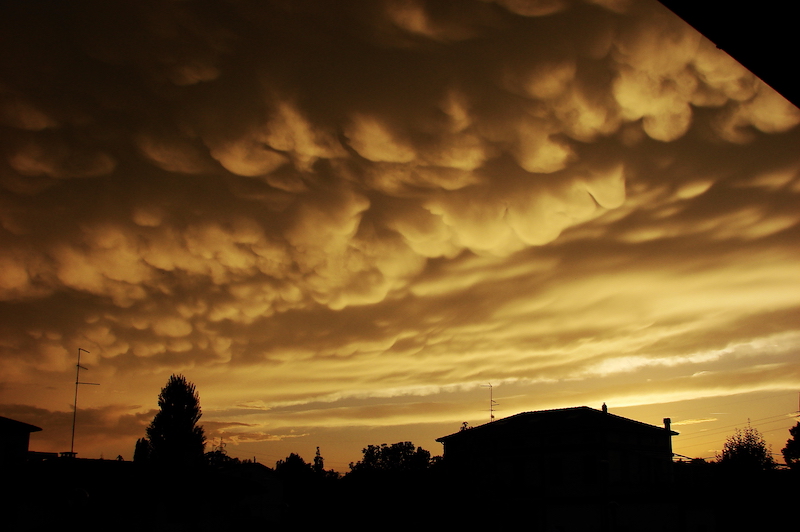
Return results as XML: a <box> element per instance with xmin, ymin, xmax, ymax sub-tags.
<box><xmin>1</xmin><ymin>0</ymin><xmax>798</xmax><ymax>471</ymax></box>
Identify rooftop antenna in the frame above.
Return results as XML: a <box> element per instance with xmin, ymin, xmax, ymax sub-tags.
<box><xmin>482</xmin><ymin>383</ymin><xmax>498</xmax><ymax>422</ymax></box>
<box><xmin>70</xmin><ymin>347</ymin><xmax>99</xmax><ymax>456</ymax></box>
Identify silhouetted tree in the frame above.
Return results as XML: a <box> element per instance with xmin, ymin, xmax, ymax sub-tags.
<box><xmin>313</xmin><ymin>446</ymin><xmax>324</xmax><ymax>475</ymax></box>
<box><xmin>717</xmin><ymin>422</ymin><xmax>775</xmax><ymax>472</ymax></box>
<box><xmin>343</xmin><ymin>441</ymin><xmax>442</xmax><ymax>528</ymax></box>
<box><xmin>782</xmin><ymin>421</ymin><xmax>800</xmax><ymax>469</ymax></box>
<box><xmin>310</xmin><ymin>446</ymin><xmax>339</xmax><ymax>479</ymax></box>
<box><xmin>144</xmin><ymin>374</ymin><xmax>205</xmax><ymax>466</ymax></box>
<box><xmin>275</xmin><ymin>452</ymin><xmax>313</xmax><ymax>478</ymax></box>
<box><xmin>133</xmin><ymin>437</ymin><xmax>151</xmax><ymax>463</ymax></box>
<box><xmin>274</xmin><ymin>451</ymin><xmax>340</xmax><ymax>524</ymax></box>
<box><xmin>348</xmin><ymin>441</ymin><xmax>434</xmax><ymax>473</ymax></box>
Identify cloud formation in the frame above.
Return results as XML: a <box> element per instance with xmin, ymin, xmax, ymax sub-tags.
<box><xmin>1</xmin><ymin>0</ymin><xmax>798</xmax><ymax>465</ymax></box>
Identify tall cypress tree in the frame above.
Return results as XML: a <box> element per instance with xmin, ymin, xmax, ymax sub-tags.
<box><xmin>144</xmin><ymin>374</ymin><xmax>206</xmax><ymax>466</ymax></box>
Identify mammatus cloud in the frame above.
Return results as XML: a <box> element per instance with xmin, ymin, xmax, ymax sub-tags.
<box><xmin>1</xmin><ymin>0</ymin><xmax>799</xmax><ymax>465</ymax></box>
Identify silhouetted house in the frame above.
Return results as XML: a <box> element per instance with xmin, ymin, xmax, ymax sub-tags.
<box><xmin>436</xmin><ymin>406</ymin><xmax>680</xmax><ymax>531</ymax></box>
<box><xmin>0</xmin><ymin>416</ymin><xmax>42</xmax><ymax>467</ymax></box>
<box><xmin>438</xmin><ymin>406</ymin><xmax>677</xmax><ymax>495</ymax></box>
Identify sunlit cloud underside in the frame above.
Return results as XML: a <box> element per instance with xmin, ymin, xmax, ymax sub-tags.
<box><xmin>0</xmin><ymin>0</ymin><xmax>798</xmax><ymax>465</ymax></box>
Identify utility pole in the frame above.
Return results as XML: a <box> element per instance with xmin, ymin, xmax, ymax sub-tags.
<box><xmin>70</xmin><ymin>347</ymin><xmax>99</xmax><ymax>456</ymax></box>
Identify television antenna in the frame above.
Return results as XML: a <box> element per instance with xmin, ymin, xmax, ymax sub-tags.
<box><xmin>482</xmin><ymin>383</ymin><xmax>498</xmax><ymax>422</ymax></box>
<box><xmin>70</xmin><ymin>347</ymin><xmax>99</xmax><ymax>455</ymax></box>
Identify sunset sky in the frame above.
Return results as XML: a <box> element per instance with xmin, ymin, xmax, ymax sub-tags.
<box><xmin>1</xmin><ymin>0</ymin><xmax>798</xmax><ymax>472</ymax></box>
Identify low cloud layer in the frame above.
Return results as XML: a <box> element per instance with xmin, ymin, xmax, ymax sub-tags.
<box><xmin>1</xmin><ymin>0</ymin><xmax>798</xmax><ymax>465</ymax></box>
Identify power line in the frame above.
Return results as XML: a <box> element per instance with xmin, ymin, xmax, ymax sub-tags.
<box><xmin>676</xmin><ymin>423</ymin><xmax>793</xmax><ymax>452</ymax></box>
<box><xmin>674</xmin><ymin>413</ymin><xmax>797</xmax><ymax>460</ymax></box>
<box><xmin>664</xmin><ymin>391</ymin><xmax>797</xmax><ymax>422</ymax></box>
<box><xmin>676</xmin><ymin>412</ymin><xmax>794</xmax><ymax>443</ymax></box>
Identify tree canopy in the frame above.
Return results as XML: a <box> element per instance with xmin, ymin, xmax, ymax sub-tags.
<box><xmin>142</xmin><ymin>374</ymin><xmax>206</xmax><ymax>466</ymax></box>
<box><xmin>275</xmin><ymin>452</ymin><xmax>313</xmax><ymax>478</ymax></box>
<box><xmin>348</xmin><ymin>441</ymin><xmax>434</xmax><ymax>474</ymax></box>
<box><xmin>717</xmin><ymin>422</ymin><xmax>775</xmax><ymax>472</ymax></box>
<box><xmin>782</xmin><ymin>421</ymin><xmax>800</xmax><ymax>469</ymax></box>
<box><xmin>133</xmin><ymin>437</ymin><xmax>151</xmax><ymax>463</ymax></box>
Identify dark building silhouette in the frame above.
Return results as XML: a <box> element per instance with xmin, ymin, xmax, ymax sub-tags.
<box><xmin>437</xmin><ymin>406</ymin><xmax>677</xmax><ymax>494</ymax></box>
<box><xmin>0</xmin><ymin>416</ymin><xmax>42</xmax><ymax>467</ymax></box>
<box><xmin>436</xmin><ymin>406</ymin><xmax>681</xmax><ymax>531</ymax></box>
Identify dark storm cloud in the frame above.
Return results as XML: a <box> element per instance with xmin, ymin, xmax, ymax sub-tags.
<box><xmin>0</xmin><ymin>0</ymin><xmax>798</xmax><ymax>463</ymax></box>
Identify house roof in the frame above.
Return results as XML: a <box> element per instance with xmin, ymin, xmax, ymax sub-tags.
<box><xmin>436</xmin><ymin>406</ymin><xmax>678</xmax><ymax>443</ymax></box>
<box><xmin>0</xmin><ymin>415</ymin><xmax>43</xmax><ymax>434</ymax></box>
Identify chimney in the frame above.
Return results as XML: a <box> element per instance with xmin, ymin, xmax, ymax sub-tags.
<box><xmin>664</xmin><ymin>417</ymin><xmax>675</xmax><ymax>483</ymax></box>
<box><xmin>602</xmin><ymin>403</ymin><xmax>608</xmax><ymax>413</ymax></box>
<box><xmin>664</xmin><ymin>417</ymin><xmax>674</xmax><ymax>456</ymax></box>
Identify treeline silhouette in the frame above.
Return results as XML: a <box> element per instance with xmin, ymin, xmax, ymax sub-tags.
<box><xmin>4</xmin><ymin>375</ymin><xmax>799</xmax><ymax>531</ymax></box>
<box><xmin>3</xmin><ymin>375</ymin><xmax>455</xmax><ymax>530</ymax></box>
